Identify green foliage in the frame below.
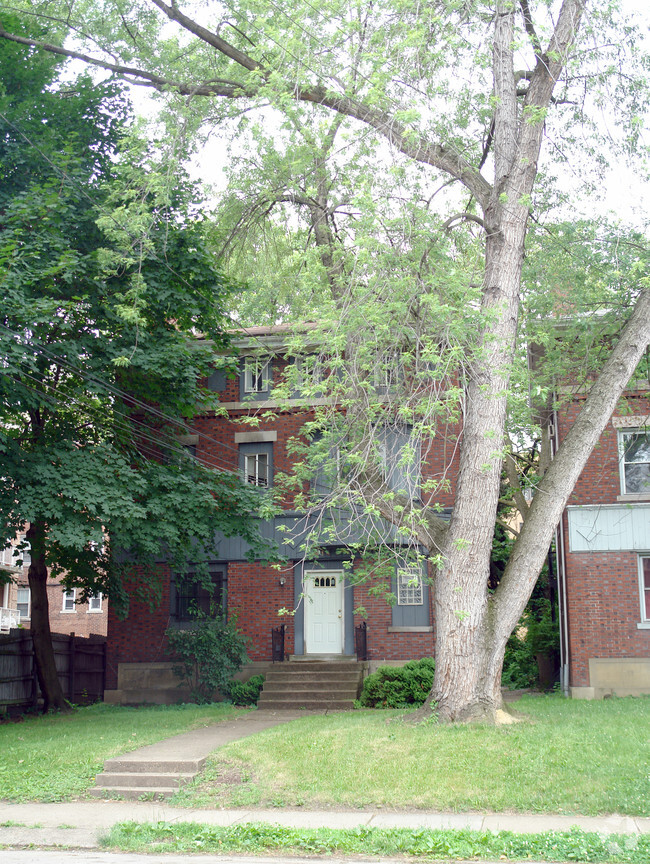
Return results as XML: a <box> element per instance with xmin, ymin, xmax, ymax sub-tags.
<box><xmin>166</xmin><ymin>618</ymin><xmax>250</xmax><ymax>704</ymax></box>
<box><xmin>357</xmin><ymin>658</ymin><xmax>435</xmax><ymax>709</ymax></box>
<box><xmin>0</xmin><ymin>34</ymin><xmax>271</xmax><ymax>619</ymax></box>
<box><xmin>104</xmin><ymin>821</ymin><xmax>650</xmax><ymax>863</ymax></box>
<box><xmin>225</xmin><ymin>674</ymin><xmax>265</xmax><ymax>706</ymax></box>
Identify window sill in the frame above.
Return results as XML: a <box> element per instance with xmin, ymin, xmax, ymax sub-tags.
<box><xmin>617</xmin><ymin>494</ymin><xmax>650</xmax><ymax>502</ymax></box>
<box><xmin>636</xmin><ymin>622</ymin><xmax>650</xmax><ymax>630</ymax></box>
<box><xmin>387</xmin><ymin>626</ymin><xmax>433</xmax><ymax>633</ymax></box>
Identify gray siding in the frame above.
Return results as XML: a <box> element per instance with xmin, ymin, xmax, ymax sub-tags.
<box><xmin>567</xmin><ymin>504</ymin><xmax>650</xmax><ymax>552</ymax></box>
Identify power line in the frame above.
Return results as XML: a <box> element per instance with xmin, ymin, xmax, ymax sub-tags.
<box><xmin>0</xmin><ymin>321</ymin><xmax>246</xmax><ymax>466</ymax></box>
<box><xmin>1</xmin><ymin>366</ymin><xmax>241</xmax><ymax>475</ymax></box>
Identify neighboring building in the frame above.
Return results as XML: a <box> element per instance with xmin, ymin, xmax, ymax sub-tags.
<box><xmin>0</xmin><ymin>532</ymin><xmax>107</xmax><ymax>637</ymax></box>
<box><xmin>555</xmin><ymin>382</ymin><xmax>650</xmax><ymax>698</ymax></box>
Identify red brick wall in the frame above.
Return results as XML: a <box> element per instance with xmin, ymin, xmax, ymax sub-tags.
<box><xmin>564</xmin><ymin>547</ymin><xmax>649</xmax><ymax>686</ymax></box>
<box><xmin>228</xmin><ymin>562</ymin><xmax>296</xmax><ymax>660</ymax></box>
<box><xmin>105</xmin><ymin>565</ymin><xmax>173</xmax><ymax>689</ymax></box>
<box><xmin>557</xmin><ymin>390</ymin><xmax>650</xmax><ymax>505</ymax></box>
<box><xmin>11</xmin><ymin>573</ymin><xmax>107</xmax><ymax>639</ymax></box>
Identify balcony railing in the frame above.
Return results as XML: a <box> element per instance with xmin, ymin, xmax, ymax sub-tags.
<box><xmin>0</xmin><ymin>607</ymin><xmax>20</xmax><ymax>633</ymax></box>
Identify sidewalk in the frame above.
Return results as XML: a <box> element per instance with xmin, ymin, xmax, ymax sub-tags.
<box><xmin>1</xmin><ymin>799</ymin><xmax>649</xmax><ymax>850</ymax></box>
<box><xmin>1</xmin><ymin>709</ymin><xmax>648</xmax><ymax>850</ymax></box>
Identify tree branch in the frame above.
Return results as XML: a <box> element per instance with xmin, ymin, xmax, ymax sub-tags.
<box><xmin>443</xmin><ymin>212</ymin><xmax>486</xmax><ymax>231</ymax></box>
<box><xmin>0</xmin><ymin>18</ymin><xmax>493</xmax><ymax>208</ymax></box>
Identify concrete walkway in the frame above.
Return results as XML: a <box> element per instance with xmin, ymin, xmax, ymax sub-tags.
<box><xmin>1</xmin><ymin>709</ymin><xmax>649</xmax><ymax>851</ymax></box>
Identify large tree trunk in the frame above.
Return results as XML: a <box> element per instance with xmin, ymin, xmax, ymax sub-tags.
<box><xmin>26</xmin><ymin>521</ymin><xmax>70</xmax><ymax>713</ymax></box>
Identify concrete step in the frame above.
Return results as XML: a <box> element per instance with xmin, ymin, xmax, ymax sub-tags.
<box><xmin>103</xmin><ymin>757</ymin><xmax>206</xmax><ymax>774</ymax></box>
<box><xmin>94</xmin><ymin>772</ymin><xmax>195</xmax><ymax>789</ymax></box>
<box><xmin>263</xmin><ymin>677</ymin><xmax>360</xmax><ymax>689</ymax></box>
<box><xmin>282</xmin><ymin>661</ymin><xmax>362</xmax><ymax>671</ymax></box>
<box><xmin>89</xmin><ymin>785</ymin><xmax>177</xmax><ymax>800</ymax></box>
<box><xmin>257</xmin><ymin>698</ymin><xmax>356</xmax><ymax>710</ymax></box>
<box><xmin>260</xmin><ymin>686</ymin><xmax>358</xmax><ymax>698</ymax></box>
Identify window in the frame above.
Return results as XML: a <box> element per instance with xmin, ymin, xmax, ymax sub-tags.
<box><xmin>245</xmin><ymin>452</ymin><xmax>269</xmax><ymax>486</ymax></box>
<box><xmin>0</xmin><ymin>546</ymin><xmax>15</xmax><ymax>567</ymax></box>
<box><xmin>619</xmin><ymin>429</ymin><xmax>650</xmax><ymax>495</ymax></box>
<box><xmin>243</xmin><ymin>357</ymin><xmax>270</xmax><ymax>394</ymax></box>
<box><xmin>239</xmin><ymin>442</ymin><xmax>273</xmax><ymax>488</ymax></box>
<box><xmin>390</xmin><ymin>564</ymin><xmax>430</xmax><ymax>628</ymax></box>
<box><xmin>172</xmin><ymin>569</ymin><xmax>226</xmax><ymax>622</ymax></box>
<box><xmin>640</xmin><ymin>556</ymin><xmax>650</xmax><ymax>623</ymax></box>
<box><xmin>374</xmin><ymin>352</ymin><xmax>403</xmax><ymax>392</ymax></box>
<box><xmin>88</xmin><ymin>592</ymin><xmax>102</xmax><ymax>613</ymax></box>
<box><xmin>16</xmin><ymin>587</ymin><xmax>30</xmax><ymax>619</ymax></box>
<box><xmin>377</xmin><ymin>425</ymin><xmax>420</xmax><ymax>497</ymax></box>
<box><xmin>397</xmin><ymin>570</ymin><xmax>424</xmax><ymax>606</ymax></box>
<box><xmin>292</xmin><ymin>355</ymin><xmax>323</xmax><ymax>394</ymax></box>
<box><xmin>62</xmin><ymin>589</ymin><xmax>76</xmax><ymax>612</ymax></box>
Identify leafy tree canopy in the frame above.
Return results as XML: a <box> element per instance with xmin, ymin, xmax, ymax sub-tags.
<box><xmin>0</xmin><ymin>27</ymin><xmax>271</xmax><ymax>709</ymax></box>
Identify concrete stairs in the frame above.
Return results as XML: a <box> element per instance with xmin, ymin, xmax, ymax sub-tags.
<box><xmin>257</xmin><ymin>658</ymin><xmax>365</xmax><ymax>711</ymax></box>
<box><xmin>91</xmin><ymin>755</ymin><xmax>204</xmax><ymax>801</ymax></box>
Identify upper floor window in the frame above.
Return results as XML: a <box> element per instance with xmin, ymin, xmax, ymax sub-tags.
<box><xmin>88</xmin><ymin>592</ymin><xmax>103</xmax><ymax>613</ymax></box>
<box><xmin>245</xmin><ymin>452</ymin><xmax>269</xmax><ymax>487</ymax></box>
<box><xmin>619</xmin><ymin>429</ymin><xmax>650</xmax><ymax>495</ymax></box>
<box><xmin>62</xmin><ymin>589</ymin><xmax>76</xmax><ymax>612</ymax></box>
<box><xmin>242</xmin><ymin>357</ymin><xmax>271</xmax><ymax>395</ymax></box>
<box><xmin>292</xmin><ymin>355</ymin><xmax>323</xmax><ymax>394</ymax></box>
<box><xmin>238</xmin><ymin>441</ymin><xmax>273</xmax><ymax>489</ymax></box>
<box><xmin>374</xmin><ymin>352</ymin><xmax>404</xmax><ymax>392</ymax></box>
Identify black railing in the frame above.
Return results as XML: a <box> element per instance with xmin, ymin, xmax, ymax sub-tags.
<box><xmin>355</xmin><ymin>621</ymin><xmax>368</xmax><ymax>661</ymax></box>
<box><xmin>271</xmin><ymin>624</ymin><xmax>285</xmax><ymax>662</ymax></box>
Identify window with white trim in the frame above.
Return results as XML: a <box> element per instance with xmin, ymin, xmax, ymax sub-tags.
<box><xmin>16</xmin><ymin>587</ymin><xmax>30</xmax><ymax>619</ymax></box>
<box><xmin>293</xmin><ymin>355</ymin><xmax>323</xmax><ymax>393</ymax></box>
<box><xmin>62</xmin><ymin>589</ymin><xmax>76</xmax><ymax>612</ymax></box>
<box><xmin>397</xmin><ymin>570</ymin><xmax>424</xmax><ymax>606</ymax></box>
<box><xmin>619</xmin><ymin>429</ymin><xmax>650</xmax><ymax>495</ymax></box>
<box><xmin>245</xmin><ymin>452</ymin><xmax>269</xmax><ymax>487</ymax></box>
<box><xmin>88</xmin><ymin>592</ymin><xmax>102</xmax><ymax>612</ymax></box>
<box><xmin>640</xmin><ymin>556</ymin><xmax>650</xmax><ymax>623</ymax></box>
<box><xmin>239</xmin><ymin>441</ymin><xmax>273</xmax><ymax>488</ymax></box>
<box><xmin>243</xmin><ymin>357</ymin><xmax>270</xmax><ymax>394</ymax></box>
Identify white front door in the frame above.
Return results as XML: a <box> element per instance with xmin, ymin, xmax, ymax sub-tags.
<box><xmin>304</xmin><ymin>570</ymin><xmax>343</xmax><ymax>654</ymax></box>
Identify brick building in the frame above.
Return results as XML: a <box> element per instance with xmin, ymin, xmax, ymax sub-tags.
<box><xmin>1</xmin><ymin>532</ymin><xmax>107</xmax><ymax>638</ymax></box>
<box><xmin>104</xmin><ymin>325</ymin><xmax>460</xmax><ymax>701</ymax></box>
<box><xmin>556</xmin><ymin>383</ymin><xmax>650</xmax><ymax>698</ymax></box>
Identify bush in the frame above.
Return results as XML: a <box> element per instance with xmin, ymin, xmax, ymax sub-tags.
<box><xmin>225</xmin><ymin>674</ymin><xmax>265</xmax><ymax>706</ymax></box>
<box><xmin>357</xmin><ymin>658</ymin><xmax>435</xmax><ymax>708</ymax></box>
<box><xmin>166</xmin><ymin>617</ymin><xmax>249</xmax><ymax>704</ymax></box>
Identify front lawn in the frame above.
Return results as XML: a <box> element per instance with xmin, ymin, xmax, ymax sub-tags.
<box><xmin>0</xmin><ymin>702</ymin><xmax>240</xmax><ymax>802</ymax></box>
<box><xmin>172</xmin><ymin>695</ymin><xmax>650</xmax><ymax>816</ymax></box>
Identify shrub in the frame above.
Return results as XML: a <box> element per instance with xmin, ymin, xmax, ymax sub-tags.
<box><xmin>226</xmin><ymin>674</ymin><xmax>265</xmax><ymax>706</ymax></box>
<box><xmin>166</xmin><ymin>617</ymin><xmax>249</xmax><ymax>704</ymax></box>
<box><xmin>357</xmin><ymin>658</ymin><xmax>435</xmax><ymax>708</ymax></box>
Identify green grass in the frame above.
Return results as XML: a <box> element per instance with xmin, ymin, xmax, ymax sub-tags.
<box><xmin>172</xmin><ymin>695</ymin><xmax>650</xmax><ymax>815</ymax></box>
<box><xmin>0</xmin><ymin>701</ymin><xmax>241</xmax><ymax>802</ymax></box>
<box><xmin>102</xmin><ymin>821</ymin><xmax>650</xmax><ymax>863</ymax></box>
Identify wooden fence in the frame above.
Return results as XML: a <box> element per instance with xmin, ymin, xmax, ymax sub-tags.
<box><xmin>0</xmin><ymin>630</ymin><xmax>106</xmax><ymax>710</ymax></box>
